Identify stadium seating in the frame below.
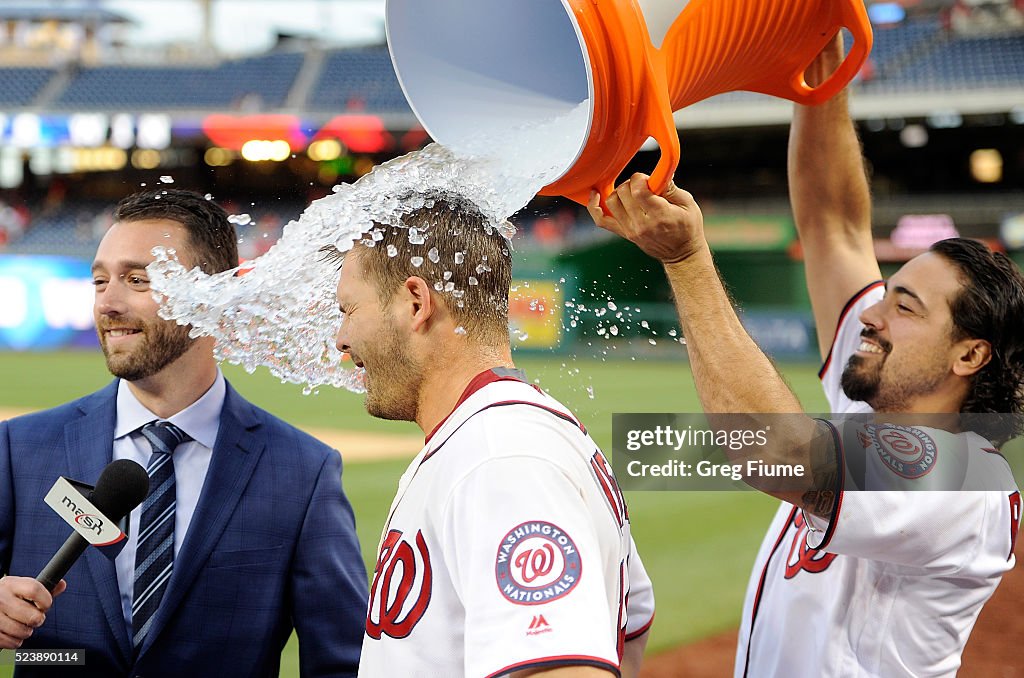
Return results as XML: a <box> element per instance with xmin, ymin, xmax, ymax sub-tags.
<box><xmin>894</xmin><ymin>34</ymin><xmax>1024</xmax><ymax>89</ymax></box>
<box><xmin>2</xmin><ymin>19</ymin><xmax>1016</xmax><ymax>114</ymax></box>
<box><xmin>307</xmin><ymin>47</ymin><xmax>412</xmax><ymax>113</ymax></box>
<box><xmin>55</xmin><ymin>53</ymin><xmax>304</xmax><ymax>109</ymax></box>
<box><xmin>0</xmin><ymin>68</ymin><xmax>56</xmax><ymax>106</ymax></box>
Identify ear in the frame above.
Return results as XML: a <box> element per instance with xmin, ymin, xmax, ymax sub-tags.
<box><xmin>952</xmin><ymin>338</ymin><xmax>992</xmax><ymax>378</ymax></box>
<box><xmin>402</xmin><ymin>276</ymin><xmax>437</xmax><ymax>332</ymax></box>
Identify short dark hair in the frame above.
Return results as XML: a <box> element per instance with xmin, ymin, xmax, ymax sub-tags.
<box><xmin>327</xmin><ymin>194</ymin><xmax>513</xmax><ymax>343</ymax></box>
<box><xmin>930</xmin><ymin>238</ymin><xmax>1024</xmax><ymax>445</ymax></box>
<box><xmin>114</xmin><ymin>189</ymin><xmax>238</xmax><ymax>274</ymax></box>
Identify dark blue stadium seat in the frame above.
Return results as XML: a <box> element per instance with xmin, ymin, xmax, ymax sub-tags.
<box><xmin>894</xmin><ymin>34</ymin><xmax>1024</xmax><ymax>89</ymax></box>
<box><xmin>308</xmin><ymin>47</ymin><xmax>412</xmax><ymax>113</ymax></box>
<box><xmin>56</xmin><ymin>53</ymin><xmax>304</xmax><ymax>109</ymax></box>
<box><xmin>0</xmin><ymin>68</ymin><xmax>56</xmax><ymax>106</ymax></box>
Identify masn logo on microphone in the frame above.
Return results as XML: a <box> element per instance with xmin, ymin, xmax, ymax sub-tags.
<box><xmin>61</xmin><ymin>495</ymin><xmax>107</xmax><ymax>535</ymax></box>
<box><xmin>45</xmin><ymin>477</ymin><xmax>126</xmax><ymax>547</ymax></box>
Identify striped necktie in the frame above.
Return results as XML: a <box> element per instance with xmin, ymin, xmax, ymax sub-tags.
<box><xmin>132</xmin><ymin>421</ymin><xmax>190</xmax><ymax>651</ymax></box>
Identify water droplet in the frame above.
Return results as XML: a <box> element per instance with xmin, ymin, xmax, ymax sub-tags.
<box><xmin>607</xmin><ymin>301</ymin><xmax>617</xmax><ymax>311</ymax></box>
<box><xmin>649</xmin><ymin>338</ymin><xmax>657</xmax><ymax>345</ymax></box>
<box><xmin>454</xmin><ymin>326</ymin><xmax>467</xmax><ymax>335</ymax></box>
<box><xmin>204</xmin><ymin>193</ymin><xmax>213</xmax><ymax>200</ymax></box>
<box><xmin>668</xmin><ymin>329</ymin><xmax>678</xmax><ymax>337</ymax></box>
<box><xmin>641</xmin><ymin>320</ymin><xmax>650</xmax><ymax>329</ymax></box>
<box><xmin>586</xmin><ymin>386</ymin><xmax>595</xmax><ymax>400</ymax></box>
<box><xmin>610</xmin><ymin>326</ymin><xmax>619</xmax><ymax>336</ymax></box>
<box><xmin>228</xmin><ymin>214</ymin><xmax>252</xmax><ymax>226</ymax></box>
<box><xmin>159</xmin><ymin>175</ymin><xmax>174</xmax><ymax>184</ymax></box>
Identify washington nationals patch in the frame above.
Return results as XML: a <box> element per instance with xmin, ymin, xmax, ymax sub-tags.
<box><xmin>869</xmin><ymin>424</ymin><xmax>938</xmax><ymax>479</ymax></box>
<box><xmin>495</xmin><ymin>521</ymin><xmax>582</xmax><ymax>606</ymax></box>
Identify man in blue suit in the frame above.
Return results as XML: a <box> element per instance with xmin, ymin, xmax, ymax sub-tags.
<box><xmin>0</xmin><ymin>189</ymin><xmax>367</xmax><ymax>677</ymax></box>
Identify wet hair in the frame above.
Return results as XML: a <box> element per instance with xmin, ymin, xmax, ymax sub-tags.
<box><xmin>930</xmin><ymin>238</ymin><xmax>1024</xmax><ymax>445</ymax></box>
<box><xmin>325</xmin><ymin>194</ymin><xmax>512</xmax><ymax>343</ymax></box>
<box><xmin>114</xmin><ymin>189</ymin><xmax>238</xmax><ymax>274</ymax></box>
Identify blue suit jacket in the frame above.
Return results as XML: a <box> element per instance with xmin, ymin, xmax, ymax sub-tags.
<box><xmin>0</xmin><ymin>380</ymin><xmax>368</xmax><ymax>677</ymax></box>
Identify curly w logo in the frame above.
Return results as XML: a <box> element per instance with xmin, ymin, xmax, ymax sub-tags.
<box><xmin>784</xmin><ymin>512</ymin><xmax>838</xmax><ymax>579</ymax></box>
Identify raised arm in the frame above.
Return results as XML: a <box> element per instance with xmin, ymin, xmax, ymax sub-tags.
<box><xmin>789</xmin><ymin>34</ymin><xmax>881</xmax><ymax>359</ymax></box>
<box><xmin>588</xmin><ymin>178</ymin><xmax>838</xmax><ymax>518</ymax></box>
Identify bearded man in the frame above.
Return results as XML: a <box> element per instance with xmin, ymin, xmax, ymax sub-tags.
<box><xmin>0</xmin><ymin>189</ymin><xmax>367</xmax><ymax>678</ymax></box>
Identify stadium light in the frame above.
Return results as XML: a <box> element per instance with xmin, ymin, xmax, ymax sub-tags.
<box><xmin>204</xmin><ymin>147</ymin><xmax>235</xmax><ymax>167</ymax></box>
<box><xmin>131</xmin><ymin>149</ymin><xmax>162</xmax><ymax>170</ymax></box>
<box><xmin>970</xmin><ymin>149</ymin><xmax>1003</xmax><ymax>183</ymax></box>
<box><xmin>308</xmin><ymin>139</ymin><xmax>343</xmax><ymax>162</ymax></box>
<box><xmin>240</xmin><ymin>140</ymin><xmax>292</xmax><ymax>162</ymax></box>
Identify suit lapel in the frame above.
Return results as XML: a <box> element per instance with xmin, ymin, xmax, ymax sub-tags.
<box><xmin>137</xmin><ymin>383</ymin><xmax>264</xmax><ymax>657</ymax></box>
<box><xmin>64</xmin><ymin>381</ymin><xmax>133</xmax><ymax>664</ymax></box>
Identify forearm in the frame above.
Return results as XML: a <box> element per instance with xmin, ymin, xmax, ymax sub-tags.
<box><xmin>788</xmin><ymin>47</ymin><xmax>871</xmax><ymax>240</ymax></box>
<box><xmin>664</xmin><ymin>249</ymin><xmax>838</xmax><ymax>514</ymax></box>
<box><xmin>664</xmin><ymin>248</ymin><xmax>803</xmax><ymax>416</ymax></box>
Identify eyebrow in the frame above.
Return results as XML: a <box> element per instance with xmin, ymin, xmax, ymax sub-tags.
<box><xmin>91</xmin><ymin>260</ymin><xmax>154</xmax><ymax>273</ymax></box>
<box><xmin>884</xmin><ymin>281</ymin><xmax>927</xmax><ymax>310</ymax></box>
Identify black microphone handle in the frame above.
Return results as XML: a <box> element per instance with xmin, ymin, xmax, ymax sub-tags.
<box><xmin>36</xmin><ymin>533</ymin><xmax>90</xmax><ymax>592</ymax></box>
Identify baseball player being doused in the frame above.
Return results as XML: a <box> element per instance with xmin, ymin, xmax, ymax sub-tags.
<box><xmin>324</xmin><ymin>195</ymin><xmax>654</xmax><ymax>678</ymax></box>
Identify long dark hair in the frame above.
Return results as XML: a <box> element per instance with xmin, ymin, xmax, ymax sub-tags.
<box><xmin>931</xmin><ymin>238</ymin><xmax>1024</xmax><ymax>445</ymax></box>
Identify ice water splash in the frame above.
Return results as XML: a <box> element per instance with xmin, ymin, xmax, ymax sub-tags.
<box><xmin>149</xmin><ymin>103</ymin><xmax>589</xmax><ymax>392</ymax></box>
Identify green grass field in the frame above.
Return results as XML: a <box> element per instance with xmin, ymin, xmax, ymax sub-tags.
<box><xmin>0</xmin><ymin>351</ymin><xmax>829</xmax><ymax>675</ymax></box>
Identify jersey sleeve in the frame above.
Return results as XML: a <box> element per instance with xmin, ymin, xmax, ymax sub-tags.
<box><xmin>624</xmin><ymin>537</ymin><xmax>654</xmax><ymax>640</ymax></box>
<box><xmin>804</xmin><ymin>420</ymin><xmax>1019</xmax><ymax>577</ymax></box>
<box><xmin>441</xmin><ymin>455</ymin><xmax>623</xmax><ymax>678</ymax></box>
<box><xmin>819</xmin><ymin>281</ymin><xmax>884</xmax><ymax>413</ymax></box>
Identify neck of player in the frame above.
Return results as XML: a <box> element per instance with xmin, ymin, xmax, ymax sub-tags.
<box><xmin>416</xmin><ymin>341</ymin><xmax>513</xmax><ymax>436</ymax></box>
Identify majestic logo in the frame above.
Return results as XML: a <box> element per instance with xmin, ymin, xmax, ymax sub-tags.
<box><xmin>784</xmin><ymin>512</ymin><xmax>838</xmax><ymax>579</ymax></box>
<box><xmin>526</xmin><ymin>614</ymin><xmax>552</xmax><ymax>636</ymax></box>
<box><xmin>869</xmin><ymin>424</ymin><xmax>938</xmax><ymax>479</ymax></box>
<box><xmin>496</xmin><ymin>521</ymin><xmax>581</xmax><ymax>606</ymax></box>
<box><xmin>366</xmin><ymin>529</ymin><xmax>432</xmax><ymax>640</ymax></box>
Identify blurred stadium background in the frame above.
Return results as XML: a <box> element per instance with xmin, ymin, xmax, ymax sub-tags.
<box><xmin>0</xmin><ymin>0</ymin><xmax>1022</xmax><ymax>675</ymax></box>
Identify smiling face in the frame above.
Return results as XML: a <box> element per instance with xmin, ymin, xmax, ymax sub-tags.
<box><xmin>92</xmin><ymin>219</ymin><xmax>196</xmax><ymax>382</ymax></box>
<box><xmin>841</xmin><ymin>252</ymin><xmax>970</xmax><ymax>411</ymax></box>
<box><xmin>334</xmin><ymin>248</ymin><xmax>424</xmax><ymax>422</ymax></box>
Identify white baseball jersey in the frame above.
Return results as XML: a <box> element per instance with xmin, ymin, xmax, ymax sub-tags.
<box><xmin>736</xmin><ymin>282</ymin><xmax>1022</xmax><ymax>677</ymax></box>
<box><xmin>358</xmin><ymin>369</ymin><xmax>654</xmax><ymax>678</ymax></box>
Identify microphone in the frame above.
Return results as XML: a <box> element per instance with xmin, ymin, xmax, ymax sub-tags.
<box><xmin>36</xmin><ymin>459</ymin><xmax>150</xmax><ymax>592</ymax></box>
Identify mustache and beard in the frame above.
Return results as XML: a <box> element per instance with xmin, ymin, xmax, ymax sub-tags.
<box><xmin>356</xmin><ymin>319</ymin><xmax>423</xmax><ymax>423</ymax></box>
<box><xmin>97</xmin><ymin>316</ymin><xmax>194</xmax><ymax>381</ymax></box>
<box><xmin>841</xmin><ymin>328</ymin><xmax>944</xmax><ymax>410</ymax></box>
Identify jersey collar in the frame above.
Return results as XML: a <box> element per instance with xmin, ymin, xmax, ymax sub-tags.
<box><xmin>424</xmin><ymin>367</ymin><xmax>527</xmax><ymax>443</ymax></box>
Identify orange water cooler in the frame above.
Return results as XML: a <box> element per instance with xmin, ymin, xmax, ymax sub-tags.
<box><xmin>385</xmin><ymin>0</ymin><xmax>873</xmax><ymax>206</ymax></box>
